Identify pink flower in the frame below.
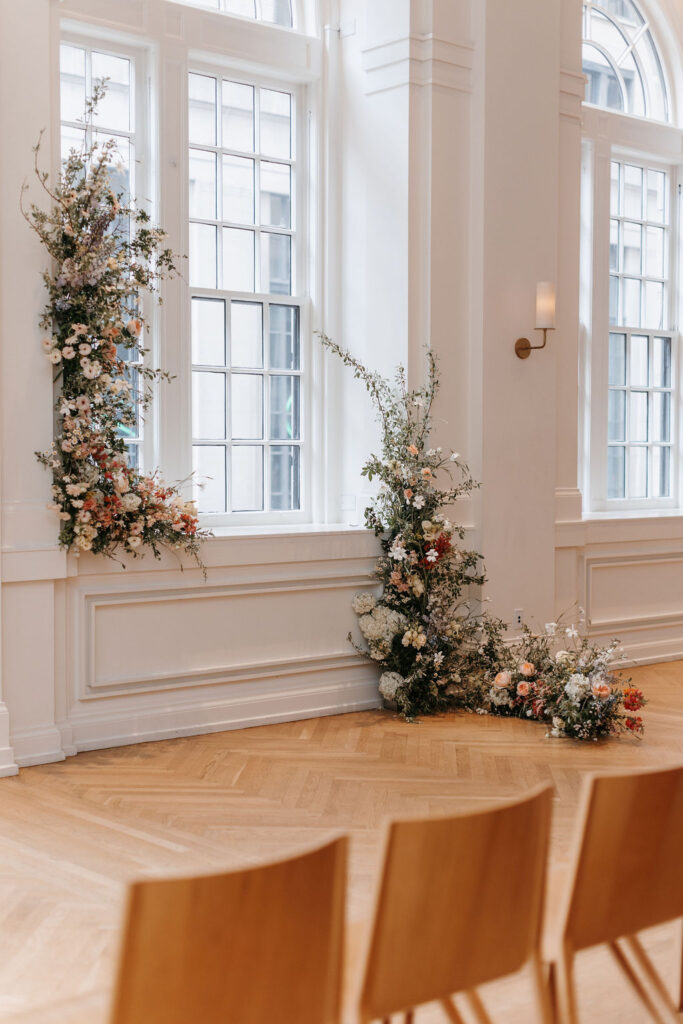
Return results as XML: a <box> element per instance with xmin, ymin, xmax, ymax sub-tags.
<box><xmin>404</xmin><ymin>489</ymin><xmax>413</xmax><ymax>499</ymax></box>
<box><xmin>519</xmin><ymin>661</ymin><xmax>535</xmax><ymax>677</ymax></box>
<box><xmin>517</xmin><ymin>681</ymin><xmax>531</xmax><ymax>697</ymax></box>
<box><xmin>493</xmin><ymin>671</ymin><xmax>511</xmax><ymax>689</ymax></box>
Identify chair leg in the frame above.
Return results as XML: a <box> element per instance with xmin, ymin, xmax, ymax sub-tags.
<box><xmin>621</xmin><ymin>935</ymin><xmax>681</xmax><ymax>1023</ymax></box>
<box><xmin>554</xmin><ymin>946</ymin><xmax>579</xmax><ymax>1024</ymax></box>
<box><xmin>439</xmin><ymin>997</ymin><xmax>468</xmax><ymax>1024</ymax></box>
<box><xmin>462</xmin><ymin>990</ymin><xmax>494</xmax><ymax>1024</ymax></box>
<box><xmin>529</xmin><ymin>952</ymin><xmax>555</xmax><ymax>1024</ymax></box>
<box><xmin>608</xmin><ymin>940</ymin><xmax>674</xmax><ymax>1024</ymax></box>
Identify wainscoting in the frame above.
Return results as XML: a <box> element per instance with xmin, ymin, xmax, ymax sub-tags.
<box><xmin>2</xmin><ymin>528</ymin><xmax>382</xmax><ymax>770</ymax></box>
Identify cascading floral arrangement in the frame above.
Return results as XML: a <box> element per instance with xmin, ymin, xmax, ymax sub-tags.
<box><xmin>321</xmin><ymin>335</ymin><xmax>646</xmax><ymax>740</ymax></box>
<box><xmin>319</xmin><ymin>333</ymin><xmax>506</xmax><ymax>718</ymax></box>
<box><xmin>23</xmin><ymin>83</ymin><xmax>209</xmax><ymax>568</ymax></box>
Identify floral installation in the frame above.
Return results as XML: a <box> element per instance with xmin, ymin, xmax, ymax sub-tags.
<box><xmin>319</xmin><ymin>333</ymin><xmax>506</xmax><ymax>719</ymax></box>
<box><xmin>479</xmin><ymin>619</ymin><xmax>646</xmax><ymax>741</ymax></box>
<box><xmin>322</xmin><ymin>335</ymin><xmax>645</xmax><ymax>739</ymax></box>
<box><xmin>23</xmin><ymin>82</ymin><xmax>209</xmax><ymax>569</ymax></box>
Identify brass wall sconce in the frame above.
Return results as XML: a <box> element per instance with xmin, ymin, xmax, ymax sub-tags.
<box><xmin>515</xmin><ymin>282</ymin><xmax>556</xmax><ymax>359</ymax></box>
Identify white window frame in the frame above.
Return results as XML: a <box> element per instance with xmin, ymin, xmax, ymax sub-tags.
<box><xmin>581</xmin><ymin>105</ymin><xmax>683</xmax><ymax>514</ymax></box>
<box><xmin>188</xmin><ymin>61</ymin><xmax>311</xmax><ymax>525</ymax></box>
<box><xmin>57</xmin><ymin>0</ymin><xmax>324</xmax><ymax>530</ymax></box>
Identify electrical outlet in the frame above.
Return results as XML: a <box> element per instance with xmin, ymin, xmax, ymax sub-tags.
<box><xmin>513</xmin><ymin>608</ymin><xmax>524</xmax><ymax>628</ymax></box>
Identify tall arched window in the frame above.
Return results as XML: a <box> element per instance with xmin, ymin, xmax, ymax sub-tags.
<box><xmin>581</xmin><ymin>1</ymin><xmax>681</xmax><ymax>513</ymax></box>
<box><xmin>582</xmin><ymin>0</ymin><xmax>669</xmax><ymax>122</ymax></box>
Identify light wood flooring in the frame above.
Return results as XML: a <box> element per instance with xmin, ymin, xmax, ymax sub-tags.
<box><xmin>0</xmin><ymin>660</ymin><xmax>682</xmax><ymax>1023</ymax></box>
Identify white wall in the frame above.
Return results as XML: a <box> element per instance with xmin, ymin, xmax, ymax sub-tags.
<box><xmin>0</xmin><ymin>0</ymin><xmax>682</xmax><ymax>772</ymax></box>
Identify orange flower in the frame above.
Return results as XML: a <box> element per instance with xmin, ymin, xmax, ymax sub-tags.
<box><xmin>517</xmin><ymin>681</ymin><xmax>530</xmax><ymax>697</ymax></box>
<box><xmin>591</xmin><ymin>681</ymin><xmax>611</xmax><ymax>700</ymax></box>
<box><xmin>407</xmin><ymin>445</ymin><xmax>418</xmax><ymax>456</ymax></box>
<box><xmin>519</xmin><ymin>661</ymin><xmax>535</xmax><ymax>677</ymax></box>
<box><xmin>404</xmin><ymin>488</ymin><xmax>414</xmax><ymax>500</ymax></box>
<box><xmin>493</xmin><ymin>671</ymin><xmax>512</xmax><ymax>689</ymax></box>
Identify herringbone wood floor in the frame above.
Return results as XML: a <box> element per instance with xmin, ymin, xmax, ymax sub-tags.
<box><xmin>0</xmin><ymin>661</ymin><xmax>682</xmax><ymax>1023</ymax></box>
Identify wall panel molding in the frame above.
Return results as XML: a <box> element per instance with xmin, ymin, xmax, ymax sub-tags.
<box><xmin>361</xmin><ymin>33</ymin><xmax>474</xmax><ymax>95</ymax></box>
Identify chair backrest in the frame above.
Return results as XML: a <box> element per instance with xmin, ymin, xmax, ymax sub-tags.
<box><xmin>359</xmin><ymin>786</ymin><xmax>553</xmax><ymax>1021</ymax></box>
<box><xmin>109</xmin><ymin>836</ymin><xmax>347</xmax><ymax>1024</ymax></box>
<box><xmin>560</xmin><ymin>765</ymin><xmax>683</xmax><ymax>952</ymax></box>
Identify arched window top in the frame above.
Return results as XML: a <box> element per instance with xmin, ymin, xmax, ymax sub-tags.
<box><xmin>178</xmin><ymin>0</ymin><xmax>296</xmax><ymax>30</ymax></box>
<box><xmin>582</xmin><ymin>0</ymin><xmax>670</xmax><ymax>122</ymax></box>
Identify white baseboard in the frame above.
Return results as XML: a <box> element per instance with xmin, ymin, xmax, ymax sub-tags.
<box><xmin>11</xmin><ymin>725</ymin><xmax>67</xmax><ymax>768</ymax></box>
<box><xmin>11</xmin><ymin>674</ymin><xmax>381</xmax><ymax>766</ymax></box>
<box><xmin>0</xmin><ymin>749</ymin><xmax>19</xmax><ymax>777</ymax></box>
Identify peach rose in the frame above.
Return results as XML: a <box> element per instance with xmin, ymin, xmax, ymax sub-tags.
<box><xmin>591</xmin><ymin>681</ymin><xmax>611</xmax><ymax>700</ymax></box>
<box><xmin>493</xmin><ymin>671</ymin><xmax>512</xmax><ymax>689</ymax></box>
<box><xmin>517</xmin><ymin>681</ymin><xmax>531</xmax><ymax>697</ymax></box>
<box><xmin>519</xmin><ymin>661</ymin><xmax>535</xmax><ymax>677</ymax></box>
<box><xmin>407</xmin><ymin>445</ymin><xmax>419</xmax><ymax>456</ymax></box>
<box><xmin>404</xmin><ymin>488</ymin><xmax>414</xmax><ymax>499</ymax></box>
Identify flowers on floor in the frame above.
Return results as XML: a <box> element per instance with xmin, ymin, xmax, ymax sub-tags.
<box><xmin>321</xmin><ymin>335</ymin><xmax>645</xmax><ymax>740</ymax></box>
<box><xmin>480</xmin><ymin>623</ymin><xmax>646</xmax><ymax>740</ymax></box>
<box><xmin>23</xmin><ymin>82</ymin><xmax>209</xmax><ymax>568</ymax></box>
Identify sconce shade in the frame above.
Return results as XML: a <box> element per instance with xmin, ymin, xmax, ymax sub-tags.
<box><xmin>535</xmin><ymin>281</ymin><xmax>556</xmax><ymax>329</ymax></box>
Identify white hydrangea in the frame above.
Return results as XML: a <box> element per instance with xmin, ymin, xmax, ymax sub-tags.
<box><xmin>489</xmin><ymin>686</ymin><xmax>512</xmax><ymax>707</ymax></box>
<box><xmin>358</xmin><ymin>605</ymin><xmax>408</xmax><ymax>656</ymax></box>
<box><xmin>351</xmin><ymin>592</ymin><xmax>376</xmax><ymax>615</ymax></box>
<box><xmin>120</xmin><ymin>492</ymin><xmax>142</xmax><ymax>511</ymax></box>
<box><xmin>564</xmin><ymin>673</ymin><xmax>590</xmax><ymax>702</ymax></box>
<box><xmin>379</xmin><ymin>672</ymin><xmax>404</xmax><ymax>701</ymax></box>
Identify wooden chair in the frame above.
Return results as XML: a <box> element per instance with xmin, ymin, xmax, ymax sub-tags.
<box><xmin>109</xmin><ymin>836</ymin><xmax>347</xmax><ymax>1024</ymax></box>
<box><xmin>358</xmin><ymin>785</ymin><xmax>554</xmax><ymax>1023</ymax></box>
<box><xmin>546</xmin><ymin>765</ymin><xmax>683</xmax><ymax>1024</ymax></box>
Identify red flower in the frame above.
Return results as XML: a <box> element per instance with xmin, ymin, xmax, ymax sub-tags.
<box><xmin>625</xmin><ymin>716</ymin><xmax>644</xmax><ymax>733</ymax></box>
<box><xmin>623</xmin><ymin>686</ymin><xmax>645</xmax><ymax>712</ymax></box>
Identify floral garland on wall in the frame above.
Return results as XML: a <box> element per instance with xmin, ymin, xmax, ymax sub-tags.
<box><xmin>321</xmin><ymin>334</ymin><xmax>646</xmax><ymax>741</ymax></box>
<box><xmin>23</xmin><ymin>85</ymin><xmax>209</xmax><ymax>568</ymax></box>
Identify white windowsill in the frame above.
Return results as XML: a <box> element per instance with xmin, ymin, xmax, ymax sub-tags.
<box><xmin>204</xmin><ymin>522</ymin><xmax>373</xmax><ymax>540</ymax></box>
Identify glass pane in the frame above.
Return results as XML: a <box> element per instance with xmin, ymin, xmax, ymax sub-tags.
<box><xmin>622</xmin><ymin>278</ymin><xmax>641</xmax><ymax>327</ymax></box>
<box><xmin>189</xmin><ymin>73</ymin><xmax>216</xmax><ymax>146</ymax></box>
<box><xmin>647</xmin><ymin>170</ymin><xmax>666</xmax><ymax>223</ymax></box>
<box><xmin>652</xmin><ymin>446</ymin><xmax>670</xmax><ymax>498</ymax></box>
<box><xmin>644</xmin><ymin>281</ymin><xmax>663</xmax><ymax>330</ymax></box>
<box><xmin>222</xmin><ymin>81</ymin><xmax>254</xmax><ymax>152</ymax></box>
<box><xmin>628</xmin><ymin>446</ymin><xmax>647</xmax><ymax>498</ymax></box>
<box><xmin>652</xmin><ymin>392</ymin><xmax>670</xmax><ymax>443</ymax></box>
<box><xmin>222</xmin><ymin>228</ymin><xmax>254</xmax><ymax>292</ymax></box>
<box><xmin>652</xmin><ymin>337</ymin><xmax>671</xmax><ymax>387</ymax></box>
<box><xmin>261</xmin><ymin>0</ymin><xmax>293</xmax><ymax>27</ymax></box>
<box><xmin>261</xmin><ymin>232</ymin><xmax>291</xmax><ymax>294</ymax></box>
<box><xmin>91</xmin><ymin>52</ymin><xmax>131</xmax><ymax>132</ymax></box>
<box><xmin>610</xmin><ymin>161</ymin><xmax>620</xmax><ymax>213</ymax></box>
<box><xmin>583</xmin><ymin>43</ymin><xmax>623</xmax><ymax>112</ymax></box>
<box><xmin>622</xmin><ymin>221</ymin><xmax>642</xmax><ymax>274</ymax></box>
<box><xmin>609</xmin><ymin>275</ymin><xmax>619</xmax><ymax>326</ymax></box>
<box><xmin>629</xmin><ymin>391</ymin><xmax>648</xmax><ymax>442</ymax></box>
<box><xmin>231</xmin><ymin>373</ymin><xmax>263</xmax><ymax>439</ymax></box>
<box><xmin>260</xmin><ymin>89</ymin><xmax>291</xmax><ymax>159</ymax></box>
<box><xmin>225</xmin><ymin>0</ymin><xmax>256</xmax><ymax>15</ymax></box>
<box><xmin>608</xmin><ymin>390</ymin><xmax>625</xmax><ymax>442</ymax></box>
<box><xmin>261</xmin><ymin>162</ymin><xmax>291</xmax><ymax>228</ymax></box>
<box><xmin>192</xmin><ymin>372</ymin><xmax>226</xmax><ymax>439</ymax></box>
<box><xmin>232</xmin><ymin>446</ymin><xmax>264</xmax><ymax>511</ymax></box>
<box><xmin>126</xmin><ymin>444</ymin><xmax>140</xmax><ymax>471</ymax></box>
<box><xmin>607</xmin><ymin>446</ymin><xmax>625</xmax><ymax>499</ymax></box>
<box><xmin>193</xmin><ymin>445</ymin><xmax>226</xmax><ymax>513</ymax></box>
<box><xmin>189</xmin><ymin>223</ymin><xmax>217</xmax><ymax>288</ymax></box>
<box><xmin>609</xmin><ymin>220</ymin><xmax>619</xmax><ymax>271</ymax></box>
<box><xmin>608</xmin><ymin>333</ymin><xmax>626</xmax><ymax>385</ymax></box>
<box><xmin>270</xmin><ymin>445</ymin><xmax>300</xmax><ymax>510</ymax></box>
<box><xmin>270</xmin><ymin>375</ymin><xmax>300</xmax><ymax>440</ymax></box>
<box><xmin>623</xmin><ymin>164</ymin><xmax>643</xmax><ymax>219</ymax></box>
<box><xmin>270</xmin><ymin>305</ymin><xmax>299</xmax><ymax>369</ymax></box>
<box><xmin>231</xmin><ymin>302</ymin><xmax>263</xmax><ymax>368</ymax></box>
<box><xmin>629</xmin><ymin>334</ymin><xmax>648</xmax><ymax>385</ymax></box>
<box><xmin>646</xmin><ymin>226</ymin><xmax>664</xmax><ymax>278</ymax></box>
<box><xmin>189</xmin><ymin>149</ymin><xmax>217</xmax><ymax>220</ymax></box>
<box><xmin>61</xmin><ymin>125</ymin><xmax>86</xmax><ymax>163</ymax></box>
<box><xmin>222</xmin><ymin>155</ymin><xmax>254</xmax><ymax>224</ymax></box>
<box><xmin>60</xmin><ymin>44</ymin><xmax>86</xmax><ymax>123</ymax></box>
<box><xmin>94</xmin><ymin>132</ymin><xmax>132</xmax><ymax>202</ymax></box>
<box><xmin>192</xmin><ymin>297</ymin><xmax>225</xmax><ymax>365</ymax></box>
